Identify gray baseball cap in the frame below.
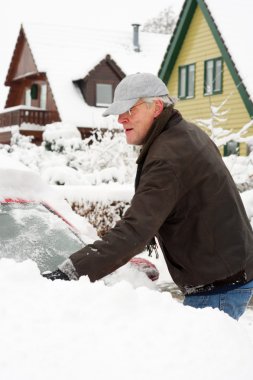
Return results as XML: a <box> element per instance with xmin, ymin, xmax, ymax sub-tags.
<box><xmin>103</xmin><ymin>72</ymin><xmax>169</xmax><ymax>117</ymax></box>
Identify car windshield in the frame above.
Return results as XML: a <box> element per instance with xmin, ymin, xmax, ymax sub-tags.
<box><xmin>0</xmin><ymin>202</ymin><xmax>85</xmax><ymax>272</ymax></box>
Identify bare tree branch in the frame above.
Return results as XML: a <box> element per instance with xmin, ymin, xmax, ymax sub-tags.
<box><xmin>142</xmin><ymin>7</ymin><xmax>176</xmax><ymax>35</ymax></box>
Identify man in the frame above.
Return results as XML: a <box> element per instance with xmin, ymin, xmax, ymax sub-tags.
<box><xmin>44</xmin><ymin>73</ymin><xmax>253</xmax><ymax>320</ymax></box>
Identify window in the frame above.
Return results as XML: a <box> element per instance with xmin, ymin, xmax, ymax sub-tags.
<box><xmin>31</xmin><ymin>84</ymin><xmax>39</xmax><ymax>100</ymax></box>
<box><xmin>204</xmin><ymin>58</ymin><xmax>223</xmax><ymax>95</ymax></box>
<box><xmin>224</xmin><ymin>140</ymin><xmax>239</xmax><ymax>156</ymax></box>
<box><xmin>96</xmin><ymin>83</ymin><xmax>113</xmax><ymax>107</ymax></box>
<box><xmin>178</xmin><ymin>64</ymin><xmax>195</xmax><ymax>99</ymax></box>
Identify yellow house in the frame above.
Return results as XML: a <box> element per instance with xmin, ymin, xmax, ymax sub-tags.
<box><xmin>159</xmin><ymin>0</ymin><xmax>253</xmax><ymax>155</ymax></box>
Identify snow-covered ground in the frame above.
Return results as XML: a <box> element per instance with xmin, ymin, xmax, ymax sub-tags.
<box><xmin>1</xmin><ymin>259</ymin><xmax>253</xmax><ymax>380</ymax></box>
<box><xmin>1</xmin><ymin>126</ymin><xmax>253</xmax><ymax>379</ymax></box>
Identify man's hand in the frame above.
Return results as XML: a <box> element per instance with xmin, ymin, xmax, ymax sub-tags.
<box><xmin>42</xmin><ymin>269</ymin><xmax>70</xmax><ymax>281</ymax></box>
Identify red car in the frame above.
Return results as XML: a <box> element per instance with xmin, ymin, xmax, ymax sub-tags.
<box><xmin>0</xmin><ymin>155</ymin><xmax>159</xmax><ymax>282</ymax></box>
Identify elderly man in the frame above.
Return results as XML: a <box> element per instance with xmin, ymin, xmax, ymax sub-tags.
<box><xmin>44</xmin><ymin>73</ymin><xmax>253</xmax><ymax>320</ymax></box>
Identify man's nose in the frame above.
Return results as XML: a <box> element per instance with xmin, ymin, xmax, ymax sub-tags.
<box><xmin>118</xmin><ymin>112</ymin><xmax>129</xmax><ymax>124</ymax></box>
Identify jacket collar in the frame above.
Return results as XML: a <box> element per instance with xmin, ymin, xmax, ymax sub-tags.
<box><xmin>136</xmin><ymin>107</ymin><xmax>182</xmax><ymax>164</ymax></box>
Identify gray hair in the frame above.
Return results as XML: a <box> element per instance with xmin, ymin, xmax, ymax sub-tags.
<box><xmin>142</xmin><ymin>95</ymin><xmax>176</xmax><ymax>108</ymax></box>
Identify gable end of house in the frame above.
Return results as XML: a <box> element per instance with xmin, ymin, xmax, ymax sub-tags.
<box><xmin>74</xmin><ymin>55</ymin><xmax>125</xmax><ymax>107</ymax></box>
<box><xmin>159</xmin><ymin>0</ymin><xmax>253</xmax><ymax>118</ymax></box>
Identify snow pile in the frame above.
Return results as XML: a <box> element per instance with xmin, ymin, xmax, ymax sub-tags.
<box><xmin>223</xmin><ymin>154</ymin><xmax>253</xmax><ymax>185</ymax></box>
<box><xmin>43</xmin><ymin>121</ymin><xmax>81</xmax><ymax>142</ymax></box>
<box><xmin>0</xmin><ymin>259</ymin><xmax>252</xmax><ymax>380</ymax></box>
<box><xmin>54</xmin><ymin>184</ymin><xmax>133</xmax><ymax>204</ymax></box>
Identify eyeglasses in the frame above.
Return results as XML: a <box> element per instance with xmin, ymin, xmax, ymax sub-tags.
<box><xmin>128</xmin><ymin>101</ymin><xmax>146</xmax><ymax>116</ymax></box>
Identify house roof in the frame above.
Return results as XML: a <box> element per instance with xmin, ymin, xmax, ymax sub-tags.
<box><xmin>159</xmin><ymin>0</ymin><xmax>253</xmax><ymax>117</ymax></box>
<box><xmin>11</xmin><ymin>23</ymin><xmax>170</xmax><ymax>129</ymax></box>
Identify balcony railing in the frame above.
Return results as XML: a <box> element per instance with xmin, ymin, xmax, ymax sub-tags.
<box><xmin>0</xmin><ymin>107</ymin><xmax>60</xmax><ymax>128</ymax></box>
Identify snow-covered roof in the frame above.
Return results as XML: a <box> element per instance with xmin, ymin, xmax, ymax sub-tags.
<box><xmin>204</xmin><ymin>0</ymin><xmax>253</xmax><ymax>102</ymax></box>
<box><xmin>21</xmin><ymin>23</ymin><xmax>170</xmax><ymax>128</ymax></box>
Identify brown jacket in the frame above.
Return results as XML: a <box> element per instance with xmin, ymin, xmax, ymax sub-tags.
<box><xmin>65</xmin><ymin>107</ymin><xmax>253</xmax><ymax>293</ymax></box>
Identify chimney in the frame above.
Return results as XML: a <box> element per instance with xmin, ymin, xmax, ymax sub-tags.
<box><xmin>132</xmin><ymin>24</ymin><xmax>141</xmax><ymax>52</ymax></box>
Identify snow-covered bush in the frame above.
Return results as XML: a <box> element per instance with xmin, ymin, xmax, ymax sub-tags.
<box><xmin>43</xmin><ymin>122</ymin><xmax>82</xmax><ymax>152</ymax></box>
<box><xmin>10</xmin><ymin>130</ymin><xmax>34</xmax><ymax>148</ymax></box>
<box><xmin>72</xmin><ymin>200</ymin><xmax>130</xmax><ymax>237</ymax></box>
<box><xmin>42</xmin><ymin>126</ymin><xmax>137</xmax><ymax>185</ymax></box>
<box><xmin>223</xmin><ymin>152</ymin><xmax>253</xmax><ymax>192</ymax></box>
<box><xmin>0</xmin><ymin>123</ymin><xmax>137</xmax><ymax>185</ymax></box>
<box><xmin>1</xmin><ymin>131</ymin><xmax>44</xmax><ymax>172</ymax></box>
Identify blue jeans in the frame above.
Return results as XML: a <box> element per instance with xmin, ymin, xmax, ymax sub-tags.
<box><xmin>183</xmin><ymin>280</ymin><xmax>253</xmax><ymax>320</ymax></box>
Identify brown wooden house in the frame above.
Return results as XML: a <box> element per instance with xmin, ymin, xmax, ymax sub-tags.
<box><xmin>0</xmin><ymin>26</ymin><xmax>60</xmax><ymax>143</ymax></box>
<box><xmin>0</xmin><ymin>23</ymin><xmax>170</xmax><ymax>143</ymax></box>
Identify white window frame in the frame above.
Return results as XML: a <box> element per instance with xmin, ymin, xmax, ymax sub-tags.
<box><xmin>25</xmin><ymin>88</ymin><xmax>31</xmax><ymax>106</ymax></box>
<box><xmin>178</xmin><ymin>64</ymin><xmax>195</xmax><ymax>99</ymax></box>
<box><xmin>40</xmin><ymin>84</ymin><xmax>47</xmax><ymax>109</ymax></box>
<box><xmin>204</xmin><ymin>58</ymin><xmax>223</xmax><ymax>95</ymax></box>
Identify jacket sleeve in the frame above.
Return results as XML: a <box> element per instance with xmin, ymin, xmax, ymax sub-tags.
<box><xmin>59</xmin><ymin>159</ymin><xmax>180</xmax><ymax>281</ymax></box>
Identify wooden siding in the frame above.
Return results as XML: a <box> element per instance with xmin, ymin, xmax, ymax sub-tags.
<box><xmin>167</xmin><ymin>5</ymin><xmax>252</xmax><ymax>154</ymax></box>
<box><xmin>13</xmin><ymin>39</ymin><xmax>38</xmax><ymax>79</ymax></box>
<box><xmin>6</xmin><ymin>77</ymin><xmax>57</xmax><ymax>109</ymax></box>
<box><xmin>5</xmin><ymin>83</ymin><xmax>24</xmax><ymax>108</ymax></box>
<box><xmin>0</xmin><ymin>131</ymin><xmax>12</xmax><ymax>144</ymax></box>
<box><xmin>19</xmin><ymin>130</ymin><xmax>43</xmax><ymax>145</ymax></box>
<box><xmin>5</xmin><ymin>31</ymin><xmax>38</xmax><ymax>85</ymax></box>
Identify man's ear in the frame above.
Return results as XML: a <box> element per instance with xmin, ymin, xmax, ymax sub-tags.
<box><xmin>154</xmin><ymin>99</ymin><xmax>164</xmax><ymax>117</ymax></box>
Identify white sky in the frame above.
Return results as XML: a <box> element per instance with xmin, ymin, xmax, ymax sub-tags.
<box><xmin>1</xmin><ymin>0</ymin><xmax>183</xmax><ymax>32</ymax></box>
<box><xmin>0</xmin><ymin>0</ymin><xmax>184</xmax><ymax>104</ymax></box>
